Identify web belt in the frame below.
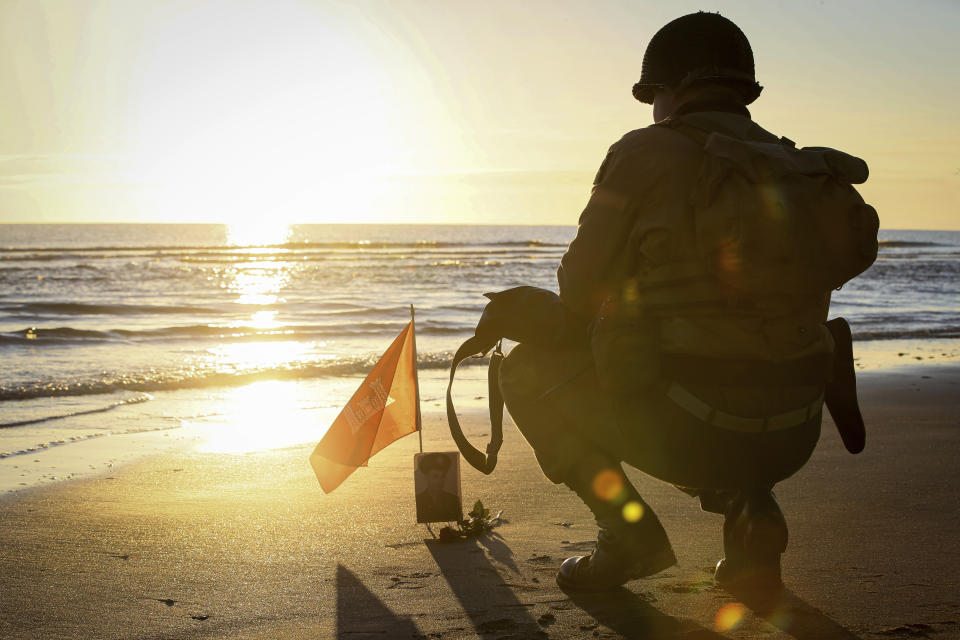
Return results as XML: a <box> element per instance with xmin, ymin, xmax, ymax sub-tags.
<box><xmin>666</xmin><ymin>383</ymin><xmax>823</xmax><ymax>433</ymax></box>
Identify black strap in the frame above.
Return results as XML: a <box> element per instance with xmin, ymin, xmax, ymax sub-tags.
<box><xmin>824</xmin><ymin>317</ymin><xmax>866</xmax><ymax>454</ymax></box>
<box><xmin>446</xmin><ymin>335</ymin><xmax>503</xmax><ymax>474</ymax></box>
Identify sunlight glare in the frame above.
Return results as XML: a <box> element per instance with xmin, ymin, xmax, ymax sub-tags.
<box><xmin>205</xmin><ymin>341</ymin><xmax>312</xmax><ymax>374</ymax></box>
<box><xmin>195</xmin><ymin>380</ymin><xmax>338</xmax><ymax>454</ymax></box>
<box><xmin>248</xmin><ymin>310</ymin><xmax>280</xmax><ymax>330</ymax></box>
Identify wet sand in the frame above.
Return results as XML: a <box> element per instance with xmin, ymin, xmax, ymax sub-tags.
<box><xmin>1</xmin><ymin>366</ymin><xmax>958</xmax><ymax>639</ymax></box>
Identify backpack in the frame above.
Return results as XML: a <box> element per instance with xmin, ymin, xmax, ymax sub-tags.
<box><xmin>657</xmin><ymin>116</ymin><xmax>879</xmax><ymax>295</ymax></box>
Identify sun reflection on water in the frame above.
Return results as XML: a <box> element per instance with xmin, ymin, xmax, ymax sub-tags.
<box><xmin>229</xmin><ymin>263</ymin><xmax>292</xmax><ymax>306</ymax></box>
<box><xmin>248</xmin><ymin>309</ymin><xmax>280</xmax><ymax>329</ymax></box>
<box><xmin>193</xmin><ymin>222</ymin><xmax>335</xmax><ymax>453</ymax></box>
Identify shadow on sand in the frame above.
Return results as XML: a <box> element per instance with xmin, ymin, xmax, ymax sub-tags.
<box><xmin>426</xmin><ymin>537</ymin><xmax>546</xmax><ymax>638</ymax></box>
<box><xmin>474</xmin><ymin>529</ymin><xmax>520</xmax><ymax>574</ymax></box>
<box><xmin>336</xmin><ymin>564</ymin><xmax>420</xmax><ymax>638</ymax></box>
<box><xmin>568</xmin><ymin>583</ymin><xmax>862</xmax><ymax>639</ymax></box>
<box><xmin>567</xmin><ymin>587</ymin><xmax>724</xmax><ymax>639</ymax></box>
<box><xmin>334</xmin><ymin>545</ymin><xmax>860</xmax><ymax>639</ymax></box>
<box><xmin>730</xmin><ymin>585</ymin><xmax>863</xmax><ymax>639</ymax></box>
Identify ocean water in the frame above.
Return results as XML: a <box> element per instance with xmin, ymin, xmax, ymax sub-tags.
<box><xmin>1</xmin><ymin>224</ymin><xmax>958</xmax><ymax>465</ymax></box>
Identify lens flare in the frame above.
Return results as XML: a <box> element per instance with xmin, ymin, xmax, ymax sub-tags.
<box><xmin>716</xmin><ymin>237</ymin><xmax>743</xmax><ymax>281</ymax></box>
<box><xmin>758</xmin><ymin>183</ymin><xmax>788</xmax><ymax>221</ymax></box>
<box><xmin>714</xmin><ymin>602</ymin><xmax>747</xmax><ymax>632</ymax></box>
<box><xmin>765</xmin><ymin>605</ymin><xmax>794</xmax><ymax>631</ymax></box>
<box><xmin>592</xmin><ymin>469</ymin><xmax>625</xmax><ymax>502</ymax></box>
<box><xmin>622</xmin><ymin>500</ymin><xmax>644</xmax><ymax>523</ymax></box>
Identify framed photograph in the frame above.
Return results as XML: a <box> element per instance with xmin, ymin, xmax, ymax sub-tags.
<box><xmin>413</xmin><ymin>451</ymin><xmax>463</xmax><ymax>523</ymax></box>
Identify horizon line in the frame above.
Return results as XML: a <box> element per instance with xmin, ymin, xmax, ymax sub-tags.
<box><xmin>0</xmin><ymin>221</ymin><xmax>957</xmax><ymax>233</ymax></box>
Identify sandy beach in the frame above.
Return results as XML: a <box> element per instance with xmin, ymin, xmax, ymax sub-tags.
<box><xmin>1</xmin><ymin>363</ymin><xmax>958</xmax><ymax>640</ymax></box>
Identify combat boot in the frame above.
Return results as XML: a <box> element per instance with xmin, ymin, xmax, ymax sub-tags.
<box><xmin>556</xmin><ymin>516</ymin><xmax>677</xmax><ymax>591</ymax></box>
<box><xmin>714</xmin><ymin>489</ymin><xmax>787</xmax><ymax>590</ymax></box>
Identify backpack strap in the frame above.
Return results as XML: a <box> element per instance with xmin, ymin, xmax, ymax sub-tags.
<box><xmin>446</xmin><ymin>335</ymin><xmax>504</xmax><ymax>474</ymax></box>
<box><xmin>658</xmin><ymin>115</ymin><xmax>796</xmax><ymax>151</ymax></box>
<box><xmin>656</xmin><ymin>116</ymin><xmax>714</xmax><ymax>146</ymax></box>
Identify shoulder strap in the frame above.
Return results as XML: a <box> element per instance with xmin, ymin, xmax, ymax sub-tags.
<box><xmin>445</xmin><ymin>335</ymin><xmax>503</xmax><ymax>474</ymax></box>
<box><xmin>656</xmin><ymin>116</ymin><xmax>714</xmax><ymax>146</ymax></box>
<box><xmin>658</xmin><ymin>115</ymin><xmax>796</xmax><ymax>151</ymax></box>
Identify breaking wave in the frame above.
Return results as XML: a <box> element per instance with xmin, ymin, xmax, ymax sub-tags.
<box><xmin>0</xmin><ymin>351</ymin><xmax>469</xmax><ymax>402</ymax></box>
<box><xmin>0</xmin><ymin>239</ymin><xmax>567</xmax><ymax>256</ymax></box>
<box><xmin>0</xmin><ymin>393</ymin><xmax>153</xmax><ymax>429</ymax></box>
<box><xmin>878</xmin><ymin>240</ymin><xmax>948</xmax><ymax>248</ymax></box>
<box><xmin>0</xmin><ymin>320</ymin><xmax>468</xmax><ymax>345</ymax></box>
<box><xmin>1</xmin><ymin>302</ymin><xmax>217</xmax><ymax>316</ymax></box>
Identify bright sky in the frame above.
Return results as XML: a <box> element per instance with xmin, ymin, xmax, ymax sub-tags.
<box><xmin>0</xmin><ymin>0</ymin><xmax>957</xmax><ymax>228</ymax></box>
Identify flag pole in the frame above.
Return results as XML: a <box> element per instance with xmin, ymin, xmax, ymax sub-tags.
<box><xmin>411</xmin><ymin>304</ymin><xmax>423</xmax><ymax>454</ymax></box>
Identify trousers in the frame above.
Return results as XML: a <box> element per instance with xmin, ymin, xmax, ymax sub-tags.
<box><xmin>498</xmin><ymin>343</ymin><xmax>821</xmax><ymax>490</ymax></box>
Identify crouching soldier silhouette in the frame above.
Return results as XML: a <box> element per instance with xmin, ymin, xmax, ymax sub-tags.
<box><xmin>498</xmin><ymin>12</ymin><xmax>877</xmax><ymax>591</ymax></box>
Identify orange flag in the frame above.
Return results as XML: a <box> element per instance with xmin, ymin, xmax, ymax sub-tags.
<box><xmin>310</xmin><ymin>316</ymin><xmax>422</xmax><ymax>493</ymax></box>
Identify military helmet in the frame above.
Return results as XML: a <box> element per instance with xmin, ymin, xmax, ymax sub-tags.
<box><xmin>632</xmin><ymin>12</ymin><xmax>763</xmax><ymax>105</ymax></box>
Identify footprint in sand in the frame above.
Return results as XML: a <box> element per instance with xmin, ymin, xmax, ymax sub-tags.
<box><xmin>477</xmin><ymin>618</ymin><xmax>518</xmax><ymax>633</ymax></box>
<box><xmin>538</xmin><ymin>612</ymin><xmax>556</xmax><ymax>626</ymax></box>
<box><xmin>384</xmin><ymin>541</ymin><xmax>420</xmax><ymax>550</ymax></box>
<box><xmin>388</xmin><ymin>576</ymin><xmax>425</xmax><ymax>590</ymax></box>
<box><xmin>659</xmin><ymin>580</ymin><xmax>715</xmax><ymax>594</ymax></box>
<box><xmin>498</xmin><ymin>582</ymin><xmax>541</xmax><ymax>592</ymax></box>
<box><xmin>875</xmin><ymin>623</ymin><xmax>935</xmax><ymax>637</ymax></box>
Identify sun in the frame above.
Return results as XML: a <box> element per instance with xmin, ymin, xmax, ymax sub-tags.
<box><xmin>227</xmin><ymin>221</ymin><xmax>293</xmax><ymax>248</ymax></box>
